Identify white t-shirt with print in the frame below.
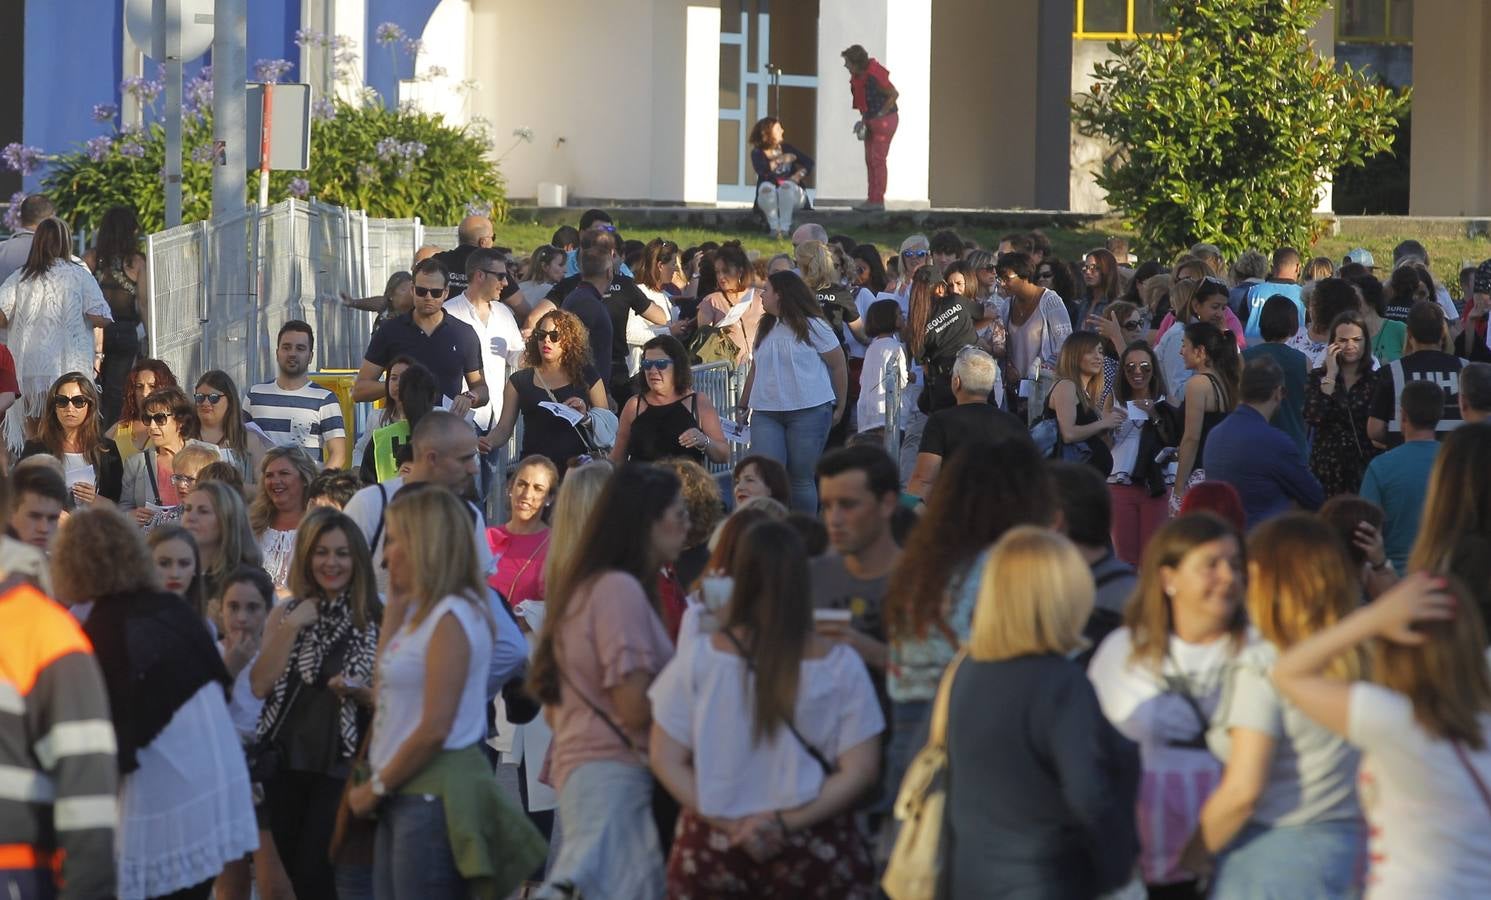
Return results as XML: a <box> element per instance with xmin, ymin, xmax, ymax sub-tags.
<box><xmin>1348</xmin><ymin>681</ymin><xmax>1491</xmax><ymax>898</ymax></box>
<box><xmin>748</xmin><ymin>317</ymin><xmax>840</xmax><ymax>412</ymax></box>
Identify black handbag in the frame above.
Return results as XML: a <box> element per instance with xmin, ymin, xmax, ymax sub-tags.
<box><xmin>245</xmin><ymin>678</ymin><xmax>301</xmax><ymax>785</ymax></box>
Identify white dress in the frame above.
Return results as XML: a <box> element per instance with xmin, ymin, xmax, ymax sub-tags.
<box><xmin>116</xmin><ymin>682</ymin><xmax>259</xmax><ymax>899</ymax></box>
<box><xmin>0</xmin><ymin>261</ymin><xmax>112</xmax><ymax>453</ymax></box>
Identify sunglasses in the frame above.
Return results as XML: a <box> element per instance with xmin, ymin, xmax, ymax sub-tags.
<box><xmin>194</xmin><ymin>392</ymin><xmax>225</xmax><ymax>406</ymax></box>
<box><xmin>639</xmin><ymin>358</ymin><xmax>674</xmax><ymax>371</ymax></box>
<box><xmin>902</xmin><ymin>249</ymin><xmax>929</xmax><ymax>259</ymax></box>
<box><xmin>1122</xmin><ymin>320</ymin><xmax>1142</xmax><ymax>331</ymax></box>
<box><xmin>144</xmin><ymin>412</ymin><xmax>179</xmax><ymax>426</ymax></box>
<box><xmin>479</xmin><ymin>268</ymin><xmax>510</xmax><ymax>282</ymax></box>
<box><xmin>1081</xmin><ymin>263</ymin><xmax>1101</xmax><ymax>272</ymax></box>
<box><xmin>533</xmin><ymin>328</ymin><xmax>561</xmax><ymax>343</ymax></box>
<box><xmin>413</xmin><ymin>285</ymin><xmax>445</xmax><ymax>298</ymax></box>
<box><xmin>52</xmin><ymin>395</ymin><xmax>91</xmax><ymax>410</ymax></box>
<box><xmin>1124</xmin><ymin>361</ymin><xmax>1153</xmax><ymax>372</ymax></box>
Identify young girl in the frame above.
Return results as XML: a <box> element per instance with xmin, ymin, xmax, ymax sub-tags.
<box><xmin>856</xmin><ymin>298</ymin><xmax>906</xmax><ymax>438</ymax></box>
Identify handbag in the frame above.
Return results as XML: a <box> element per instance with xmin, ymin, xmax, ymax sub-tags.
<box><xmin>1028</xmin><ymin>384</ymin><xmax>1093</xmax><ymax>464</ymax></box>
<box><xmin>328</xmin><ymin>730</ymin><xmax>376</xmax><ymax>866</ymax></box>
<box><xmin>686</xmin><ymin>324</ymin><xmax>741</xmax><ymax>366</ymax></box>
<box><xmin>245</xmin><ymin>678</ymin><xmax>302</xmax><ymax>785</ymax></box>
<box><xmin>881</xmin><ymin>651</ymin><xmax>966</xmax><ymax>900</ymax></box>
<box><xmin>534</xmin><ymin>371</ymin><xmax>617</xmax><ymax>454</ymax></box>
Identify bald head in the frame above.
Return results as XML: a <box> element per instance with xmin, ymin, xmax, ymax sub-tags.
<box><xmin>412</xmin><ymin>244</ymin><xmax>442</xmax><ymax>266</ymax></box>
<box><xmin>409</xmin><ymin>410</ymin><xmax>479</xmax><ymax>492</ymax></box>
<box><xmin>791</xmin><ymin>223</ymin><xmax>828</xmax><ymax>247</ymax></box>
<box><xmin>457</xmin><ymin>216</ymin><xmax>494</xmax><ymax>248</ymax></box>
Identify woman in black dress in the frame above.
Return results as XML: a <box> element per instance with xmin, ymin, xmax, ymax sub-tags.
<box><xmin>1304</xmin><ymin>310</ymin><xmax>1379</xmax><ymax>497</ymax></box>
<box><xmin>489</xmin><ymin>309</ymin><xmax>609</xmax><ymax>472</ymax></box>
<box><xmin>610</xmin><ymin>335</ymin><xmax>728</xmax><ymax>466</ymax></box>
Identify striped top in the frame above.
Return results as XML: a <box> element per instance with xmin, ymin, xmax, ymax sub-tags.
<box><xmin>245</xmin><ymin>380</ymin><xmax>346</xmax><ymax>457</ymax></box>
<box><xmin>0</xmin><ymin>583</ymin><xmax>117</xmax><ymax>896</ymax></box>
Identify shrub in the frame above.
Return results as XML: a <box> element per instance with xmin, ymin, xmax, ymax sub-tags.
<box><xmin>1072</xmin><ymin>0</ymin><xmax>1410</xmax><ymax>258</ymax></box>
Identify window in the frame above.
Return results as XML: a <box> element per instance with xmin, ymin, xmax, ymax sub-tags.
<box><xmin>1337</xmin><ymin>0</ymin><xmax>1412</xmax><ymax>42</ymax></box>
<box><xmin>1074</xmin><ymin>0</ymin><xmax>1173</xmax><ymax>39</ymax></box>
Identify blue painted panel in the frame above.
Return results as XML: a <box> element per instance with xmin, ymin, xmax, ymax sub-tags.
<box><xmin>22</xmin><ymin>0</ymin><xmax>123</xmax><ymax>187</ymax></box>
<box><xmin>364</xmin><ymin>0</ymin><xmax>441</xmax><ymax>106</ymax></box>
<box><xmin>247</xmin><ymin>0</ymin><xmax>303</xmax><ymax>82</ymax></box>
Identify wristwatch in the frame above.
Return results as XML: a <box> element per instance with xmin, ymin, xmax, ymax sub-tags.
<box><xmin>369</xmin><ymin>770</ymin><xmax>387</xmax><ymax>798</ymax></box>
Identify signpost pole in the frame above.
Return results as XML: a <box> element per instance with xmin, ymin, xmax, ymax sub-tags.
<box><xmin>161</xmin><ymin>0</ymin><xmax>184</xmax><ymax>227</ymax></box>
<box><xmin>211</xmin><ymin>0</ymin><xmax>246</xmax><ymax>217</ymax></box>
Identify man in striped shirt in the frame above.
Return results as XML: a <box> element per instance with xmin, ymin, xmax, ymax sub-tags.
<box><xmin>1</xmin><ymin>580</ymin><xmax>117</xmax><ymax>899</ymax></box>
<box><xmin>245</xmin><ymin>320</ymin><xmax>348</xmax><ymax>468</ymax></box>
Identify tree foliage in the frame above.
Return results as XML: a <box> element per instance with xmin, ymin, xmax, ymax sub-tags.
<box><xmin>1071</xmin><ymin>0</ymin><xmax>1410</xmax><ymax>257</ymax></box>
<box><xmin>41</xmin><ymin>98</ymin><xmax>506</xmax><ymax>234</ymax></box>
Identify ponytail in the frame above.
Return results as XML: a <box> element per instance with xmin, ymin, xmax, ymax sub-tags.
<box><xmin>1184</xmin><ymin>321</ymin><xmax>1240</xmax><ymax>410</ymax></box>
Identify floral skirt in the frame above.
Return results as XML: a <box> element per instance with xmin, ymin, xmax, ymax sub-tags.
<box><xmin>665</xmin><ymin>809</ymin><xmax>873</xmax><ymax>899</ymax></box>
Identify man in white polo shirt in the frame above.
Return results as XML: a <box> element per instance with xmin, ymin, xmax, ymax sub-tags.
<box><xmin>245</xmin><ymin>320</ymin><xmax>348</xmax><ymax>468</ymax></box>
<box><xmin>444</xmin><ymin>247</ymin><xmax>524</xmax><ymax>500</ymax></box>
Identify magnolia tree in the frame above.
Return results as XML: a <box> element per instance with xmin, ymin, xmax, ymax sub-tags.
<box><xmin>3</xmin><ymin>24</ymin><xmax>508</xmax><ymax>233</ymax></box>
<box><xmin>1072</xmin><ymin>0</ymin><xmax>1410</xmax><ymax>258</ymax></box>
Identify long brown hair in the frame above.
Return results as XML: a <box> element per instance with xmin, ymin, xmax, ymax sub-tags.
<box><xmin>39</xmin><ymin>372</ymin><xmax>107</xmax><ymax>470</ymax></box>
<box><xmin>1408</xmin><ymin>423</ymin><xmax>1491</xmax><ymax>577</ymax></box>
<box><xmin>194</xmin><ymin>370</ymin><xmax>250</xmax><ymax>461</ymax></box>
<box><xmin>1083</xmin><ymin>248</ymin><xmax>1121</xmax><ymax>303</ymax></box>
<box><xmin>147</xmin><ymin>524</ymin><xmax>207</xmax><ymax>618</ymax></box>
<box><xmin>901</xmin><ymin>266</ymin><xmax>942</xmax><ymax>358</ymax></box>
<box><xmin>287</xmin><ymin>507</ymin><xmax>380</xmax><ymax>630</ymax></box>
<box><xmin>721</xmin><ymin>519</ymin><xmax>812</xmax><ymax>743</ymax></box>
<box><xmin>691</xmin><ymin>505</ymin><xmax>782</xmax><ymax>593</ymax></box>
<box><xmin>21</xmin><ymin>218</ymin><xmax>70</xmax><ymax>281</ymax></box>
<box><xmin>755</xmin><ymin>270</ymin><xmax>825</xmax><ymax>348</ymax></box>
<box><xmin>1373</xmin><ymin>576</ymin><xmax>1491</xmax><ymax>748</ymax></box>
<box><xmin>1247</xmin><ymin>514</ymin><xmax>1364</xmax><ymax>680</ymax></box>
<box><xmin>1055</xmin><ymin>331</ymin><xmax>1105</xmax><ymax>412</ymax></box>
<box><xmin>885</xmin><ymin>438</ymin><xmax>1058</xmax><ymax>642</ymax></box>
<box><xmin>1126</xmin><ymin>513</ymin><xmax>1249</xmax><ymax>671</ymax></box>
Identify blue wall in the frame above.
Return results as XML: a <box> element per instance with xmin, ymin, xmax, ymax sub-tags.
<box><xmin>363</xmin><ymin>0</ymin><xmax>441</xmax><ymax>106</ymax></box>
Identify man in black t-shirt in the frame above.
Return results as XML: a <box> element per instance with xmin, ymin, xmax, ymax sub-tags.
<box><xmin>431</xmin><ymin>215</ymin><xmax>492</xmax><ymax>302</ymax></box>
<box><xmin>1368</xmin><ymin>301</ymin><xmax>1466</xmax><ymax>448</ymax></box>
<box><xmin>907</xmin><ymin>348</ymin><xmax>1028</xmax><ymax>498</ymax></box>
<box><xmin>561</xmin><ymin>246</ymin><xmax>617</xmax><ymax>388</ymax></box>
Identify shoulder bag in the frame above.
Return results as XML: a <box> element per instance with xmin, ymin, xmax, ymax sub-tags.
<box><xmin>535</xmin><ymin>370</ymin><xmax>617</xmax><ymax>454</ymax></box>
<box><xmin>882</xmin><ymin>651</ymin><xmax>966</xmax><ymax>900</ymax></box>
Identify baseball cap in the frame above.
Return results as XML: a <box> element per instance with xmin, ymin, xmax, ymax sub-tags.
<box><xmin>1344</xmin><ymin>248</ymin><xmax>1375</xmax><ymax>268</ymax></box>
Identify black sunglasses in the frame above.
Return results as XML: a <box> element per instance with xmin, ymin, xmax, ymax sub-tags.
<box><xmin>533</xmin><ymin>328</ymin><xmax>561</xmax><ymax>343</ymax></box>
<box><xmin>52</xmin><ymin>395</ymin><xmax>91</xmax><ymax>410</ymax></box>
<box><xmin>194</xmin><ymin>392</ymin><xmax>225</xmax><ymax>406</ymax></box>
<box><xmin>144</xmin><ymin>412</ymin><xmax>178</xmax><ymax>425</ymax></box>
<box><xmin>413</xmin><ymin>285</ymin><xmax>445</xmax><ymax>298</ymax></box>
<box><xmin>639</xmin><ymin>358</ymin><xmax>673</xmax><ymax>371</ymax></box>
<box><xmin>479</xmin><ymin>268</ymin><xmax>509</xmax><ymax>282</ymax></box>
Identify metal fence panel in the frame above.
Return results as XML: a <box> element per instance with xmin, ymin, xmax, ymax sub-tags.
<box><xmin>690</xmin><ymin>361</ymin><xmax>743</xmax><ymax>474</ymax></box>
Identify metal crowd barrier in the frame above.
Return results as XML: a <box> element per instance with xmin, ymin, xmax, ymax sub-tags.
<box><xmin>881</xmin><ymin>350</ymin><xmax>904</xmax><ymax>459</ymax></box>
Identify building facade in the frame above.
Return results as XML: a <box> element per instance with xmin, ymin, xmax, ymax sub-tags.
<box><xmin>3</xmin><ymin>0</ymin><xmax>1487</xmax><ymax>217</ymax></box>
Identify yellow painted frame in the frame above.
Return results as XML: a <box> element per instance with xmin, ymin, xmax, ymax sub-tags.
<box><xmin>1073</xmin><ymin>0</ymin><xmax>1174</xmax><ymax>40</ymax></box>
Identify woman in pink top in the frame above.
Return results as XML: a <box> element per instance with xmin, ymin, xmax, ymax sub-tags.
<box><xmin>529</xmin><ymin>464</ymin><xmax>689</xmax><ymax>899</ymax></box>
<box><xmin>486</xmin><ymin>455</ymin><xmax>559</xmax><ymax>605</ymax></box>
<box><xmin>694</xmin><ymin>243</ymin><xmax>763</xmax><ymax>366</ymax></box>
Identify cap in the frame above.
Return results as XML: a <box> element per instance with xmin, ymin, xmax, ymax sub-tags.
<box><xmin>1475</xmin><ymin>259</ymin><xmax>1491</xmax><ymax>296</ymax></box>
<box><xmin>1345</xmin><ymin>248</ymin><xmax>1375</xmax><ymax>268</ymax></box>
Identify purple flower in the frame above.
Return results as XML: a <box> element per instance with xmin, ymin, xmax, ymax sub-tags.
<box><xmin>294</xmin><ymin>28</ymin><xmax>328</xmax><ymax>49</ymax></box>
<box><xmin>4</xmin><ymin>192</ymin><xmax>26</xmax><ymax>231</ymax></box>
<box><xmin>85</xmin><ymin>135</ymin><xmax>114</xmax><ymax>163</ymax></box>
<box><xmin>424</xmin><ymin>65</ymin><xmax>447</xmax><ymax>79</ymax></box>
<box><xmin>184</xmin><ymin>69</ymin><xmax>215</xmax><ymax>115</ymax></box>
<box><xmin>254</xmin><ymin>58</ymin><xmax>294</xmax><ymax>84</ymax></box>
<box><xmin>288</xmin><ymin>178</ymin><xmax>310</xmax><ymax>198</ymax></box>
<box><xmin>356</xmin><ymin>162</ymin><xmax>378</xmax><ymax>181</ymax></box>
<box><xmin>91</xmin><ymin>103</ymin><xmax>119</xmax><ymax>123</ymax></box>
<box><xmin>375</xmin><ymin>137</ymin><xmax>401</xmax><ymax>161</ymax></box>
<box><xmin>1</xmin><ymin>143</ymin><xmax>43</xmax><ymax>176</ymax></box>
<box><xmin>121</xmin><ymin>75</ymin><xmax>162</xmax><ymax>106</ymax></box>
<box><xmin>312</xmin><ymin>98</ymin><xmax>337</xmax><ymax>121</ymax></box>
<box><xmin>400</xmin><ymin>37</ymin><xmax>424</xmax><ymax>57</ymax></box>
<box><xmin>374</xmin><ymin>22</ymin><xmax>405</xmax><ymax>46</ymax></box>
<box><xmin>118</xmin><ymin>142</ymin><xmax>146</xmax><ymax>159</ymax></box>
<box><xmin>190</xmin><ymin>143</ymin><xmax>216</xmax><ymax>163</ymax></box>
<box><xmin>464</xmin><ymin>199</ymin><xmax>492</xmax><ymax>219</ymax></box>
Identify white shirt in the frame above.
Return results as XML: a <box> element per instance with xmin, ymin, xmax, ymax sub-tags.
<box><xmin>370</xmin><ymin>595</ymin><xmax>494</xmax><ymax>771</ymax></box>
<box><xmin>443</xmin><ymin>292</ymin><xmax>524</xmax><ymax>430</ymax></box>
<box><xmin>844</xmin><ymin>286</ymin><xmax>878</xmax><ymax>358</ymax></box>
<box><xmin>1348</xmin><ymin>682</ymin><xmax>1491</xmax><ymax>898</ymax></box>
<box><xmin>341</xmin><ymin>476</ymin><xmax>495</xmax><ymax>595</ymax></box>
<box><xmin>648</xmin><ymin>635</ymin><xmax>883</xmax><ymax>818</ymax></box>
<box><xmin>748</xmin><ymin>318</ymin><xmax>840</xmax><ymax>412</ymax></box>
<box><xmin>857</xmin><ymin>336</ymin><xmax>906</xmax><ymax>432</ymax></box>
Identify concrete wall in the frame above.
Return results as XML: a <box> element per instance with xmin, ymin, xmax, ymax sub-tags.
<box><xmin>927</xmin><ymin>0</ymin><xmax>1011</xmax><ymax>208</ymax></box>
<box><xmin>1410</xmin><ymin>0</ymin><xmax>1491</xmax><ymax>215</ymax></box>
<box><xmin>1068</xmin><ymin>38</ymin><xmax>1112</xmax><ymax>214</ymax></box>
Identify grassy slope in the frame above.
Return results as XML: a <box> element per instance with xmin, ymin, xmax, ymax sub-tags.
<box><xmin>488</xmin><ymin>215</ymin><xmax>1491</xmax><ymax>299</ymax></box>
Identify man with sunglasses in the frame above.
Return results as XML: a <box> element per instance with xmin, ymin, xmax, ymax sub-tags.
<box><xmin>353</xmin><ymin>258</ymin><xmax>489</xmax><ymax>422</ymax></box>
<box><xmin>444</xmin><ymin>248</ymin><xmax>525</xmax><ymax>501</ymax></box>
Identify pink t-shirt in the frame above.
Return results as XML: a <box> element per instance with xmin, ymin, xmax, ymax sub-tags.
<box><xmin>697</xmin><ymin>289</ymin><xmax>764</xmax><ymax>365</ymax></box>
<box><xmin>546</xmin><ymin>570</ymin><xmax>674</xmax><ymax>793</ymax></box>
<box><xmin>486</xmin><ymin>526</ymin><xmax>549</xmax><ymax>605</ymax></box>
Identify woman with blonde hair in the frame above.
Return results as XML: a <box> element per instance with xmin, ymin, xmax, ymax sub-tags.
<box><xmin>539</xmin><ymin>459</ymin><xmax>614</xmax><ymax>603</ymax></box>
<box><xmin>1190</xmin><ymin>514</ymin><xmax>1367</xmax><ymax>898</ymax></box>
<box><xmin>1273</xmin><ymin>571</ymin><xmax>1491</xmax><ymax>895</ymax></box>
<box><xmin>248</xmin><ymin>446</ymin><xmax>318</xmax><ymax>589</ymax></box>
<box><xmin>944</xmin><ymin>526</ymin><xmax>1140</xmax><ymax>897</ymax></box>
<box><xmin>251</xmin><ymin>507</ymin><xmax>381</xmax><ymax>900</ymax></box>
<box><xmin>347</xmin><ymin>488</ymin><xmax>544</xmax><ymax>899</ymax></box>
<box><xmin>1042</xmin><ymin>331</ymin><xmax>1125</xmax><ymax>473</ymax></box>
<box><xmin>1088</xmin><ymin>513</ymin><xmax>1253</xmax><ymax>897</ymax></box>
<box><xmin>181</xmin><ymin>480</ymin><xmax>262</xmax><ymax>602</ymax></box>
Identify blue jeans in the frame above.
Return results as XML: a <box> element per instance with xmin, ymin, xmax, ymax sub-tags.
<box><xmin>1210</xmin><ymin>818</ymin><xmax>1365</xmax><ymax>900</ymax></box>
<box><xmin>750</xmin><ymin>402</ymin><xmax>833</xmax><ymax>513</ymax></box>
<box><xmin>374</xmin><ymin>794</ymin><xmax>465</xmax><ymax>900</ymax></box>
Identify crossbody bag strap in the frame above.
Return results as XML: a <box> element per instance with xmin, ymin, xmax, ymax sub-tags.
<box><xmin>555</xmin><ymin>646</ymin><xmax>645</xmax><ymax>763</ymax></box>
<box><xmin>368</xmin><ymin>483</ymin><xmax>390</xmax><ymax>554</ymax></box>
<box><xmin>929</xmin><ymin>651</ymin><xmax>967</xmax><ymax>748</ymax></box>
<box><xmin>1453</xmin><ymin>741</ymin><xmax>1491</xmax><ymax>821</ymax></box>
<box><xmin>719</xmin><ymin>628</ymin><xmax>833</xmax><ymax>776</ymax></box>
<box><xmin>143</xmin><ymin>449</ymin><xmax>162</xmax><ymax>505</ymax></box>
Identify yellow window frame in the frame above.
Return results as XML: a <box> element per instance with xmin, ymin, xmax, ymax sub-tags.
<box><xmin>1334</xmin><ymin>0</ymin><xmax>1413</xmax><ymax>44</ymax></box>
<box><xmin>1073</xmin><ymin>0</ymin><xmax>1174</xmax><ymax>40</ymax></box>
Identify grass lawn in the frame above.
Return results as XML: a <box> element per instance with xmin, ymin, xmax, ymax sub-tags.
<box><xmin>488</xmin><ymin>214</ymin><xmax>1491</xmax><ymax>299</ymax></box>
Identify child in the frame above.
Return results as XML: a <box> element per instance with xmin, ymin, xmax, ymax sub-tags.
<box><xmin>857</xmin><ymin>298</ymin><xmax>907</xmax><ymax>438</ymax></box>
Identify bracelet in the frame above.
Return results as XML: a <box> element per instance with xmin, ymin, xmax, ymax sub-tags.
<box><xmin>1371</xmin><ymin>558</ymin><xmax>1392</xmax><ymax>572</ymax></box>
<box><xmin>700</xmin><ymin>435</ymin><xmax>712</xmax><ymax>449</ymax></box>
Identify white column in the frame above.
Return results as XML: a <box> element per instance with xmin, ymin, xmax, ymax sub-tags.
<box><xmin>658</xmin><ymin>1</ymin><xmax>721</xmax><ymax>203</ymax></box>
<box><xmin>816</xmin><ymin>0</ymin><xmax>929</xmax><ymax>208</ymax></box>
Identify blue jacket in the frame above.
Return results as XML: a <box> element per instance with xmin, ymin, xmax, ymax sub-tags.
<box><xmin>1202</xmin><ymin>404</ymin><xmax>1324</xmax><ymax>528</ymax></box>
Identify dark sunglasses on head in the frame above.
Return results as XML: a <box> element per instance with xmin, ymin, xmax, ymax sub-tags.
<box><xmin>639</xmin><ymin>358</ymin><xmax>674</xmax><ymax>371</ymax></box>
<box><xmin>194</xmin><ymin>392</ymin><xmax>225</xmax><ymax>406</ymax></box>
<box><xmin>144</xmin><ymin>412</ymin><xmax>177</xmax><ymax>425</ymax></box>
<box><xmin>52</xmin><ymin>395</ymin><xmax>91</xmax><ymax>410</ymax></box>
<box><xmin>413</xmin><ymin>285</ymin><xmax>445</xmax><ymax>298</ymax></box>
<box><xmin>533</xmin><ymin>328</ymin><xmax>561</xmax><ymax>343</ymax></box>
<box><xmin>596</xmin><ymin>223</ymin><xmax>617</xmax><ymax>233</ymax></box>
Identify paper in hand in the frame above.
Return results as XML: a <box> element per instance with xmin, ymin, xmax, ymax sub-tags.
<box><xmin>538</xmin><ymin>401</ymin><xmax>585</xmax><ymax>426</ymax></box>
<box><xmin>64</xmin><ymin>463</ymin><xmax>95</xmax><ymax>488</ymax></box>
<box><xmin>714</xmin><ymin>298</ymin><xmax>754</xmax><ymax>329</ymax></box>
<box><xmin>721</xmin><ymin>420</ymin><xmax>750</xmax><ymax>445</ymax></box>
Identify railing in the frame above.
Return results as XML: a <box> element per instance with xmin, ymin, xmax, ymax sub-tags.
<box><xmin>881</xmin><ymin>350</ymin><xmax>903</xmax><ymax>460</ymax></box>
<box><xmin>690</xmin><ymin>361</ymin><xmax>746</xmax><ymax>475</ymax></box>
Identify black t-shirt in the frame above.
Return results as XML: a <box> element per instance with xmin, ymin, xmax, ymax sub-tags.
<box><xmin>816</xmin><ymin>285</ymin><xmax>861</xmax><ymax>346</ymax></box>
<box><xmin>1368</xmin><ymin>349</ymin><xmax>1466</xmax><ymax>444</ymax></box>
<box><xmin>363</xmin><ymin>311</ymin><xmax>484</xmax><ymax>401</ymax></box>
<box><xmin>559</xmin><ymin>283</ymin><xmax>615</xmax><ymax>385</ymax></box>
<box><xmin>551</xmin><ymin>274</ymin><xmax>653</xmax><ymax>381</ymax></box>
<box><xmin>432</xmin><ymin>245</ymin><xmax>477</xmax><ymax>302</ymax></box>
<box><xmin>510</xmin><ymin>364</ymin><xmax>604</xmax><ymax>469</ymax></box>
<box><xmin>917</xmin><ymin>297</ymin><xmax>980</xmax><ymax>413</ymax></box>
<box><xmin>919</xmin><ymin>403</ymin><xmax>1029</xmax><ymax>460</ymax></box>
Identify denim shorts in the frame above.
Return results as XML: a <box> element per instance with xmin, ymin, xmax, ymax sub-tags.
<box><xmin>1210</xmin><ymin>818</ymin><xmax>1366</xmax><ymax>900</ymax></box>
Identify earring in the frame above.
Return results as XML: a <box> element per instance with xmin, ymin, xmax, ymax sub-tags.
<box><xmin>1164</xmin><ymin>585</ymin><xmax>1176</xmax><ymax>598</ymax></box>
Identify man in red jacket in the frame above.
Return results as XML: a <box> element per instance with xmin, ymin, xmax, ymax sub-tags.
<box><xmin>842</xmin><ymin>44</ymin><xmax>900</xmax><ymax>212</ymax></box>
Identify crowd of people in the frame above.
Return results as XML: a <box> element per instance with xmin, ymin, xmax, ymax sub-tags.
<box><xmin>3</xmin><ymin>181</ymin><xmax>1491</xmax><ymax>900</ymax></box>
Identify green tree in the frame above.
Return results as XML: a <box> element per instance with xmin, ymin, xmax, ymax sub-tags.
<box><xmin>1072</xmin><ymin>0</ymin><xmax>1409</xmax><ymax>258</ymax></box>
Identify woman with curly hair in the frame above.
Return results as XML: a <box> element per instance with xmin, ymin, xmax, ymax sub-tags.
<box><xmin>107</xmin><ymin>358</ymin><xmax>179</xmax><ymax>462</ymax></box>
<box><xmin>489</xmin><ymin>308</ymin><xmax>608</xmax><ymax>471</ymax></box>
